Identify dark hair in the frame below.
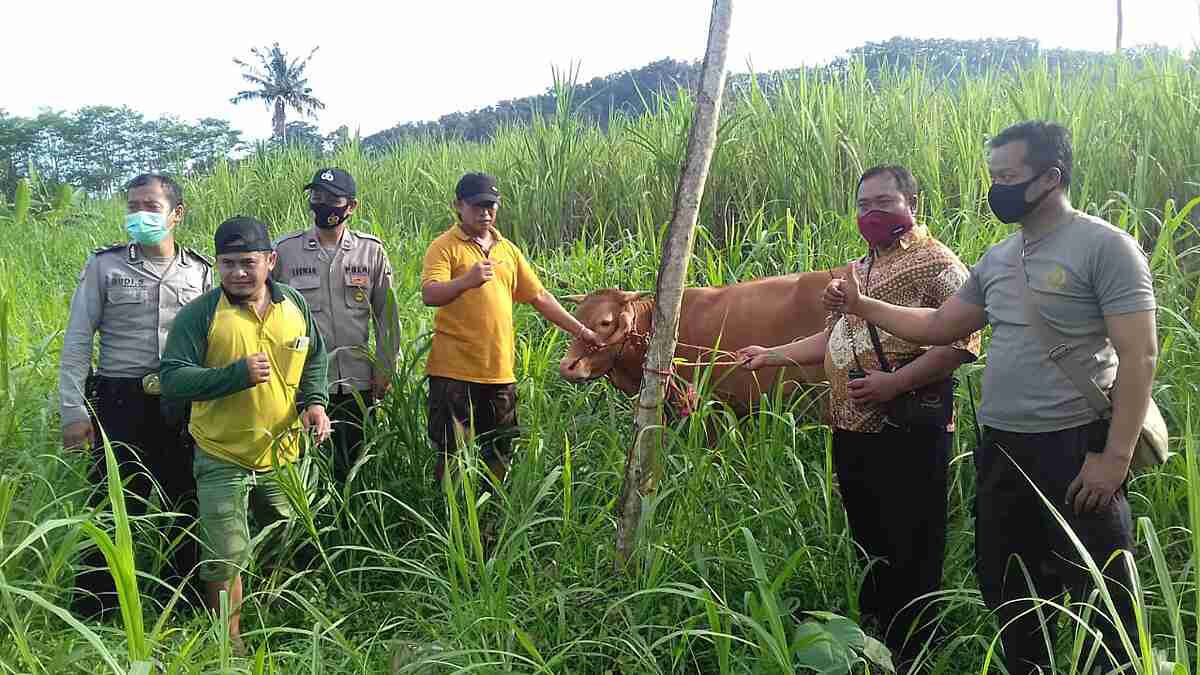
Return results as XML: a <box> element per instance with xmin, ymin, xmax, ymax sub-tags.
<box><xmin>857</xmin><ymin>164</ymin><xmax>919</xmax><ymax>203</ymax></box>
<box><xmin>988</xmin><ymin>121</ymin><xmax>1073</xmax><ymax>188</ymax></box>
<box><xmin>125</xmin><ymin>173</ymin><xmax>184</xmax><ymax>210</ymax></box>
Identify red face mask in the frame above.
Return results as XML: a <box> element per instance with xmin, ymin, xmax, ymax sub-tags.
<box><xmin>856</xmin><ymin>209</ymin><xmax>914</xmax><ymax>249</ymax></box>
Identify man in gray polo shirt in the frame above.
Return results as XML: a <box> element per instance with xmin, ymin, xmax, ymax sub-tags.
<box><xmin>824</xmin><ymin>121</ymin><xmax>1156</xmax><ymax>674</ymax></box>
<box><xmin>273</xmin><ymin>168</ymin><xmax>400</xmax><ymax>486</ymax></box>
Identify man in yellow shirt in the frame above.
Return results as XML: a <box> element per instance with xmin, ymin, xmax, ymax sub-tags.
<box><xmin>421</xmin><ymin>173</ymin><xmax>602</xmax><ymax>483</ymax></box>
<box><xmin>161</xmin><ymin>216</ymin><xmax>330</xmax><ymax>652</ymax></box>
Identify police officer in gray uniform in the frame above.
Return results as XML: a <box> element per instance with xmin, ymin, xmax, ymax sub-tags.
<box><xmin>273</xmin><ymin>168</ymin><xmax>400</xmax><ymax>486</ymax></box>
<box><xmin>58</xmin><ymin>173</ymin><xmax>213</xmax><ymax>619</ymax></box>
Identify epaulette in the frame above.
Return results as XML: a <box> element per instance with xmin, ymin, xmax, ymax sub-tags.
<box><xmin>272</xmin><ymin>230</ymin><xmax>307</xmax><ymax>248</ymax></box>
<box><xmin>91</xmin><ymin>243</ymin><xmax>126</xmax><ymax>256</ymax></box>
<box><xmin>183</xmin><ymin>247</ymin><xmax>214</xmax><ymax>267</ymax></box>
<box><xmin>352</xmin><ymin>229</ymin><xmax>384</xmax><ymax>245</ymax></box>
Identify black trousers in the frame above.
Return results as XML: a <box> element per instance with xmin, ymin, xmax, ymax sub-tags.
<box><xmin>832</xmin><ymin>427</ymin><xmax>950</xmax><ymax>666</ymax></box>
<box><xmin>976</xmin><ymin>420</ymin><xmax>1138</xmax><ymax>674</ymax></box>
<box><xmin>327</xmin><ymin>392</ymin><xmax>367</xmax><ymax>486</ymax></box>
<box><xmin>72</xmin><ymin>377</ymin><xmax>200</xmax><ymax>619</ymax></box>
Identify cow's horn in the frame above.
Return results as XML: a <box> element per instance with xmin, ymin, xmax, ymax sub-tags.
<box><xmin>560</xmin><ymin>294</ymin><xmax>587</xmax><ymax>303</ymax></box>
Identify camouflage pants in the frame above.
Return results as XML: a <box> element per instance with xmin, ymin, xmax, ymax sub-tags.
<box><xmin>426</xmin><ymin>376</ymin><xmax>519</xmax><ymax>478</ymax></box>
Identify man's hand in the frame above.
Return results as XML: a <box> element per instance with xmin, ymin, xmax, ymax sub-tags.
<box><xmin>847</xmin><ymin>369</ymin><xmax>904</xmax><ymax>404</ymax></box>
<box><xmin>1066</xmin><ymin>449</ymin><xmax>1130</xmax><ymax>515</ymax></box>
<box><xmin>63</xmin><ymin>420</ymin><xmax>95</xmax><ymax>451</ymax></box>
<box><xmin>823</xmin><ymin>265</ymin><xmax>863</xmax><ymax>315</ymax></box>
<box><xmin>464</xmin><ymin>260</ymin><xmax>495</xmax><ymax>289</ymax></box>
<box><xmin>576</xmin><ymin>327</ymin><xmax>605</xmax><ymax>349</ymax></box>
<box><xmin>371</xmin><ymin>370</ymin><xmax>392</xmax><ymax>401</ymax></box>
<box><xmin>736</xmin><ymin>345</ymin><xmax>776</xmax><ymax>371</ymax></box>
<box><xmin>246</xmin><ymin>352</ymin><xmax>271</xmax><ymax>385</ymax></box>
<box><xmin>301</xmin><ymin>404</ymin><xmax>332</xmax><ymax>444</ymax></box>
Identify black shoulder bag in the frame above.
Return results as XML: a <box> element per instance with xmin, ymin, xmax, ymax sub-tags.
<box><xmin>864</xmin><ymin>322</ymin><xmax>957</xmax><ymax>429</ymax></box>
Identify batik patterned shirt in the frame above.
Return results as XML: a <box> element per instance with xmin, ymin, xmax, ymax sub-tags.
<box><xmin>823</xmin><ymin>225</ymin><xmax>982</xmax><ymax>433</ymax></box>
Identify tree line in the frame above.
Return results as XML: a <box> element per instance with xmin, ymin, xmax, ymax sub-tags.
<box><xmin>0</xmin><ymin>108</ymin><xmax>242</xmax><ymax>200</ymax></box>
<box><xmin>0</xmin><ymin>36</ymin><xmax>1184</xmax><ymax>203</ymax></box>
<box><xmin>360</xmin><ymin>37</ymin><xmax>1179</xmax><ymax>149</ymax></box>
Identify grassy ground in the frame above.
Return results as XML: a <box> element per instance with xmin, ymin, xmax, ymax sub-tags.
<box><xmin>0</xmin><ymin>56</ymin><xmax>1198</xmax><ymax>674</ymax></box>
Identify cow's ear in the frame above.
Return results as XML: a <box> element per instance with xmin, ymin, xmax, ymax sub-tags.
<box><xmin>616</xmin><ymin>302</ymin><xmax>635</xmax><ymax>335</ymax></box>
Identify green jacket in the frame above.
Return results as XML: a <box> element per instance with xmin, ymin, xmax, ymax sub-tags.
<box><xmin>161</xmin><ymin>280</ymin><xmax>328</xmax><ymax>469</ymax></box>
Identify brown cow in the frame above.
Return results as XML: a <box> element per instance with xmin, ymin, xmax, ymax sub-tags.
<box><xmin>558</xmin><ymin>272</ymin><xmax>833</xmax><ymax>416</ymax></box>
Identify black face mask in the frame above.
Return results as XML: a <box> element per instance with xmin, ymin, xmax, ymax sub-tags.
<box><xmin>311</xmin><ymin>202</ymin><xmax>350</xmax><ymax>229</ymax></box>
<box><xmin>987</xmin><ymin>171</ymin><xmax>1055</xmax><ymax>224</ymax></box>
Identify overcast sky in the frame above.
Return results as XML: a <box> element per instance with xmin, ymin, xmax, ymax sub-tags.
<box><xmin>5</xmin><ymin>0</ymin><xmax>1198</xmax><ymax>141</ymax></box>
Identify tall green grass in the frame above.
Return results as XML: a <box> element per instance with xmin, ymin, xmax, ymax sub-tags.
<box><xmin>0</xmin><ymin>54</ymin><xmax>1197</xmax><ymax>673</ymax></box>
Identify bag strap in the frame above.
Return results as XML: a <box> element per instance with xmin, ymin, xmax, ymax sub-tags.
<box><xmin>1015</xmin><ymin>244</ymin><xmax>1113</xmax><ymax>415</ymax></box>
<box><xmin>859</xmin><ymin>255</ymin><xmax>894</xmax><ymax>373</ymax></box>
<box><xmin>864</xmin><ymin>322</ymin><xmax>893</xmax><ymax>373</ymax></box>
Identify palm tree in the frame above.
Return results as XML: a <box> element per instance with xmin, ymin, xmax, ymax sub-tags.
<box><xmin>231</xmin><ymin>42</ymin><xmax>325</xmax><ymax>140</ymax></box>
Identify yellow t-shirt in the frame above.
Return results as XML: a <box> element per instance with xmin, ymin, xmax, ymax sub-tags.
<box><xmin>190</xmin><ymin>293</ymin><xmax>312</xmax><ymax>470</ymax></box>
<box><xmin>421</xmin><ymin>224</ymin><xmax>545</xmax><ymax>383</ymax></box>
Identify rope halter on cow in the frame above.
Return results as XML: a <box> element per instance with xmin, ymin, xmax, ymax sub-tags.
<box><xmin>566</xmin><ymin>297</ymin><xmax>651</xmax><ymax>374</ymax></box>
<box><xmin>570</xmin><ymin>297</ymin><xmax>706</xmax><ymax>419</ymax></box>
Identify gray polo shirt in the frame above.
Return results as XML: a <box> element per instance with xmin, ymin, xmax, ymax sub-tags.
<box><xmin>957</xmin><ymin>210</ymin><xmax>1156</xmax><ymax>433</ymax></box>
<box><xmin>58</xmin><ymin>243</ymin><xmax>213</xmax><ymax>426</ymax></box>
<box><xmin>272</xmin><ymin>226</ymin><xmax>400</xmax><ymax>395</ymax></box>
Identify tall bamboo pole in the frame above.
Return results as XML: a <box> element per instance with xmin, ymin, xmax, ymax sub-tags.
<box><xmin>1116</xmin><ymin>0</ymin><xmax>1124</xmax><ymax>52</ymax></box>
<box><xmin>614</xmin><ymin>0</ymin><xmax>733</xmax><ymax>568</ymax></box>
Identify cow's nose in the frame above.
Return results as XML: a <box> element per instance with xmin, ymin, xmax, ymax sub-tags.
<box><xmin>559</xmin><ymin>355</ymin><xmax>586</xmax><ymax>381</ymax></box>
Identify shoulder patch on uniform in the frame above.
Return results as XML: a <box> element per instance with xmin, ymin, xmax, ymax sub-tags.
<box><xmin>272</xmin><ymin>230</ymin><xmax>307</xmax><ymax>247</ymax></box>
<box><xmin>184</xmin><ymin>247</ymin><xmax>214</xmax><ymax>267</ymax></box>
<box><xmin>91</xmin><ymin>243</ymin><xmax>125</xmax><ymax>256</ymax></box>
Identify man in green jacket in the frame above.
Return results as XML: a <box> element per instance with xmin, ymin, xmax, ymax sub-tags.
<box><xmin>161</xmin><ymin>215</ymin><xmax>330</xmax><ymax>651</ymax></box>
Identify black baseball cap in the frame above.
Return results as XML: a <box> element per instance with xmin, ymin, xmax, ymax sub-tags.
<box><xmin>303</xmin><ymin>167</ymin><xmax>356</xmax><ymax>198</ymax></box>
<box><xmin>455</xmin><ymin>172</ymin><xmax>501</xmax><ymax>206</ymax></box>
<box><xmin>214</xmin><ymin>216</ymin><xmax>273</xmax><ymax>255</ymax></box>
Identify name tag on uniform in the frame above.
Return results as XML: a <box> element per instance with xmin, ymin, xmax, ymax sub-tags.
<box><xmin>349</xmin><ymin>273</ymin><xmax>369</xmax><ymax>288</ymax></box>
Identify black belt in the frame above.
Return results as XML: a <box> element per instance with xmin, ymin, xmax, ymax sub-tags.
<box><xmin>94</xmin><ymin>373</ymin><xmax>162</xmax><ymax>396</ymax></box>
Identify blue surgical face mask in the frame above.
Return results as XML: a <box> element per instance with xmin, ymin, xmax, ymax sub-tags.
<box><xmin>125</xmin><ymin>211</ymin><xmax>171</xmax><ymax>245</ymax></box>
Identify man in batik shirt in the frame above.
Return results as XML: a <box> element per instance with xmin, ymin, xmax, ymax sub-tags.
<box><xmin>738</xmin><ymin>165</ymin><xmax>981</xmax><ymax>668</ymax></box>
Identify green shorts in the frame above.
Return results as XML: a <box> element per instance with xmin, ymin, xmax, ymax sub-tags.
<box><xmin>193</xmin><ymin>451</ymin><xmax>296</xmax><ymax>582</ymax></box>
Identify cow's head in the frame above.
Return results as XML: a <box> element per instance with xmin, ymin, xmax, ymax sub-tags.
<box><xmin>558</xmin><ymin>289</ymin><xmax>650</xmax><ymax>386</ymax></box>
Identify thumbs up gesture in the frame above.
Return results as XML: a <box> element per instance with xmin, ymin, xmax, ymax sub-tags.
<box><xmin>823</xmin><ymin>264</ymin><xmax>863</xmax><ymax>315</ymax></box>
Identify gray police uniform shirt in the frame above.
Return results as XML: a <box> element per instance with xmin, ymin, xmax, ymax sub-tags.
<box><xmin>272</xmin><ymin>226</ymin><xmax>399</xmax><ymax>395</ymax></box>
<box><xmin>957</xmin><ymin>210</ymin><xmax>1156</xmax><ymax>433</ymax></box>
<box><xmin>58</xmin><ymin>243</ymin><xmax>214</xmax><ymax>426</ymax></box>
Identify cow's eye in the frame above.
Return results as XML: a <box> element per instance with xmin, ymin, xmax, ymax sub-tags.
<box><xmin>599</xmin><ymin>319</ymin><xmax>612</xmax><ymax>327</ymax></box>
